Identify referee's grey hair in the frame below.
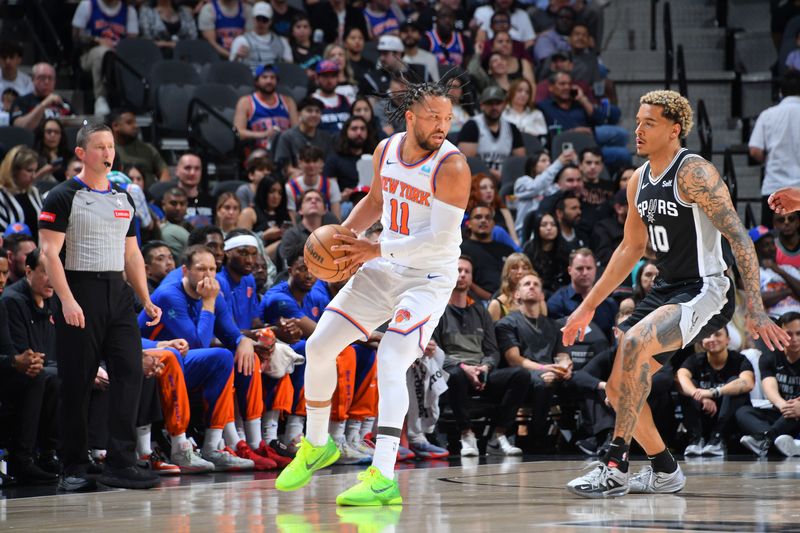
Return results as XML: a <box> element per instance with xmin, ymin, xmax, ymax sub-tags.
<box><xmin>76</xmin><ymin>121</ymin><xmax>112</xmax><ymax>149</ymax></box>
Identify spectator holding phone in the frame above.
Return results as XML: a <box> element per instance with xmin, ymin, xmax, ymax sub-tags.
<box><xmin>539</xmin><ymin>71</ymin><xmax>631</xmax><ymax>168</ymax></box>
<box><xmin>33</xmin><ymin>118</ymin><xmax>71</xmax><ymax>184</ymax></box>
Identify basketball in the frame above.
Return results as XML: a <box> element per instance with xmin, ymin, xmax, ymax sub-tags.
<box><xmin>304</xmin><ymin>224</ymin><xmax>359</xmax><ymax>283</ymax></box>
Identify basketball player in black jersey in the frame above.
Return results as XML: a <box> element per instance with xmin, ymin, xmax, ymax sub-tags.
<box><xmin>561</xmin><ymin>90</ymin><xmax>789</xmax><ymax>498</ymax></box>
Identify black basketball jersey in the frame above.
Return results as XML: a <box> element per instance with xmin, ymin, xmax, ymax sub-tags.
<box><xmin>634</xmin><ymin>149</ymin><xmax>727</xmax><ymax>283</ymax></box>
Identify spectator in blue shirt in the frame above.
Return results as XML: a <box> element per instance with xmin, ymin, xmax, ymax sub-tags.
<box><xmin>139</xmin><ymin>245</ymin><xmax>270</xmax><ymax>471</ymax></box>
<box><xmin>539</xmin><ymin>71</ymin><xmax>630</xmax><ymax>167</ymax></box>
<box><xmin>547</xmin><ymin>247</ymin><xmax>618</xmax><ymax>340</ymax></box>
<box><xmin>217</xmin><ymin>230</ymin><xmax>262</xmax><ymax>331</ymax></box>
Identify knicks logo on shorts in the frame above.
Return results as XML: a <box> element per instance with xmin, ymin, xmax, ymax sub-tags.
<box><xmin>395</xmin><ymin>309</ymin><xmax>412</xmax><ymax>323</ymax></box>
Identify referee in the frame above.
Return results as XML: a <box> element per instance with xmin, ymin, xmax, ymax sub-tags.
<box><xmin>39</xmin><ymin>122</ymin><xmax>162</xmax><ymax>492</ymax></box>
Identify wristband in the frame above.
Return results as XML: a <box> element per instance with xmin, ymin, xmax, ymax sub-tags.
<box><xmin>712</xmin><ymin>387</ymin><xmax>721</xmax><ymax>399</ymax></box>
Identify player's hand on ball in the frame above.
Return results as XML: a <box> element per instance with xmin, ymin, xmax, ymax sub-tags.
<box><xmin>768</xmin><ymin>187</ymin><xmax>800</xmax><ymax>215</ymax></box>
<box><xmin>746</xmin><ymin>311</ymin><xmax>790</xmax><ymax>352</ymax></box>
<box><xmin>331</xmin><ymin>232</ymin><xmax>380</xmax><ymax>266</ymax></box>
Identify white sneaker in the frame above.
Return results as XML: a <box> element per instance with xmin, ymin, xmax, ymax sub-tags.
<box><xmin>201</xmin><ymin>447</ymin><xmax>254</xmax><ymax>471</ymax></box>
<box><xmin>171</xmin><ymin>441</ymin><xmax>214</xmax><ymax>474</ymax></box>
<box><xmin>335</xmin><ymin>438</ymin><xmax>372</xmax><ymax>464</ymax></box>
<box><xmin>460</xmin><ymin>432</ymin><xmax>479</xmax><ymax>457</ymax></box>
<box><xmin>94</xmin><ymin>96</ymin><xmax>110</xmax><ymax>117</ymax></box>
<box><xmin>486</xmin><ymin>434</ymin><xmax>522</xmax><ymax>456</ymax></box>
<box><xmin>683</xmin><ymin>439</ymin><xmax>704</xmax><ymax>457</ymax></box>
<box><xmin>566</xmin><ymin>461</ymin><xmax>605</xmax><ymax>489</ymax></box>
<box><xmin>774</xmin><ymin>435</ymin><xmax>800</xmax><ymax>457</ymax></box>
<box><xmin>628</xmin><ymin>464</ymin><xmax>686</xmax><ymax>494</ymax></box>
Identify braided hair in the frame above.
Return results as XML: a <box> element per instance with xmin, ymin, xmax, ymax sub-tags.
<box><xmin>383</xmin><ymin>67</ymin><xmax>470</xmax><ymax>125</ymax></box>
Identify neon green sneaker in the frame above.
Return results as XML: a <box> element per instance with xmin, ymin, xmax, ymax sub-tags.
<box><xmin>275</xmin><ymin>436</ymin><xmax>340</xmax><ymax>492</ymax></box>
<box><xmin>336</xmin><ymin>505</ymin><xmax>403</xmax><ymax>532</ymax></box>
<box><xmin>336</xmin><ymin>466</ymin><xmax>403</xmax><ymax>506</ymax></box>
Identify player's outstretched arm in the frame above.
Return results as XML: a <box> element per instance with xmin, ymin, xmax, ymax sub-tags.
<box><xmin>768</xmin><ymin>187</ymin><xmax>800</xmax><ymax>215</ymax></box>
<box><xmin>678</xmin><ymin>158</ymin><xmax>789</xmax><ymax>351</ymax></box>
<box><xmin>562</xmin><ymin>170</ymin><xmax>648</xmax><ymax>345</ymax></box>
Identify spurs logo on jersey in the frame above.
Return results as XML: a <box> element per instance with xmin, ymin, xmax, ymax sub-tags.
<box><xmin>378</xmin><ymin>133</ymin><xmax>461</xmax><ymax>270</ymax></box>
<box><xmin>634</xmin><ymin>148</ymin><xmax>727</xmax><ymax>283</ymax></box>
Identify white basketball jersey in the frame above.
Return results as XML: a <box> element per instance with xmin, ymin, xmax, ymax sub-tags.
<box><xmin>378</xmin><ymin>133</ymin><xmax>463</xmax><ymax>271</ymax></box>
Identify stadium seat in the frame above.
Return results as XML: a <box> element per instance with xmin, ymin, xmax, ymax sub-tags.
<box><xmin>498</xmin><ymin>155</ymin><xmax>528</xmax><ymax>199</ymax></box>
<box><xmin>204</xmin><ymin>62</ymin><xmax>254</xmax><ymax>97</ymax></box>
<box><xmin>174</xmin><ymin>39</ymin><xmax>221</xmax><ymax>68</ymax></box>
<box><xmin>188</xmin><ymin>84</ymin><xmax>241</xmax><ymax>175</ymax></box>
<box><xmin>211</xmin><ymin>179</ymin><xmax>248</xmax><ymax>198</ymax></box>
<box><xmin>0</xmin><ymin>126</ymin><xmax>34</xmax><ymax>149</ymax></box>
<box><xmin>522</xmin><ymin>132</ymin><xmax>543</xmax><ymax>155</ymax></box>
<box><xmin>550</xmin><ymin>130</ymin><xmax>596</xmax><ymax>159</ymax></box>
<box><xmin>466</xmin><ymin>156</ymin><xmax>490</xmax><ymax>176</ymax></box>
<box><xmin>275</xmin><ymin>62</ymin><xmax>309</xmax><ymax>92</ymax></box>
<box><xmin>113</xmin><ymin>38</ymin><xmax>163</xmax><ymax>112</ymax></box>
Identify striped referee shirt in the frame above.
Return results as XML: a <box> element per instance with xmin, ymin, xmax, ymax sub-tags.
<box><xmin>38</xmin><ymin>177</ymin><xmax>135</xmax><ymax>272</ymax></box>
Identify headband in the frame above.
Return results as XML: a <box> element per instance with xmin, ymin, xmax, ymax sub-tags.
<box><xmin>224</xmin><ymin>234</ymin><xmax>259</xmax><ymax>251</ymax></box>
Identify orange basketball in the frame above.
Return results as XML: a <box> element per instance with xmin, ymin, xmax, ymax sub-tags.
<box><xmin>304</xmin><ymin>224</ymin><xmax>359</xmax><ymax>282</ymax></box>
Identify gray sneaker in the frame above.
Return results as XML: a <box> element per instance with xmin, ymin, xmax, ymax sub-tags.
<box><xmin>774</xmin><ymin>435</ymin><xmax>800</xmax><ymax>457</ymax></box>
<box><xmin>566</xmin><ymin>462</ymin><xmax>629</xmax><ymax>498</ymax></box>
<box><xmin>701</xmin><ymin>439</ymin><xmax>726</xmax><ymax>457</ymax></box>
<box><xmin>740</xmin><ymin>434</ymin><xmax>770</xmax><ymax>458</ymax></box>
<box><xmin>171</xmin><ymin>441</ymin><xmax>214</xmax><ymax>474</ymax></box>
<box><xmin>201</xmin><ymin>447</ymin><xmax>254</xmax><ymax>472</ymax></box>
<box><xmin>628</xmin><ymin>465</ymin><xmax>686</xmax><ymax>494</ymax></box>
<box><xmin>683</xmin><ymin>439</ymin><xmax>704</xmax><ymax>457</ymax></box>
<box><xmin>566</xmin><ymin>461</ymin><xmax>605</xmax><ymax>489</ymax></box>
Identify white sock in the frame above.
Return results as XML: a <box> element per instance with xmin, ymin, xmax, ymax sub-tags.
<box><xmin>329</xmin><ymin>420</ymin><xmax>346</xmax><ymax>442</ymax></box>
<box><xmin>262</xmin><ymin>410</ymin><xmax>280</xmax><ymax>442</ymax></box>
<box><xmin>305</xmin><ymin>405</ymin><xmax>330</xmax><ymax>446</ymax></box>
<box><xmin>346</xmin><ymin>419</ymin><xmax>362</xmax><ymax>444</ymax></box>
<box><xmin>372</xmin><ymin>434</ymin><xmax>399</xmax><ymax>479</ymax></box>
<box><xmin>170</xmin><ymin>433</ymin><xmax>188</xmax><ymax>456</ymax></box>
<box><xmin>202</xmin><ymin>428</ymin><xmax>223</xmax><ymax>456</ymax></box>
<box><xmin>245</xmin><ymin>419</ymin><xmax>261</xmax><ymax>449</ymax></box>
<box><xmin>223</xmin><ymin>422</ymin><xmax>241</xmax><ymax>447</ymax></box>
<box><xmin>285</xmin><ymin>415</ymin><xmax>306</xmax><ymax>444</ymax></box>
<box><xmin>234</xmin><ymin>412</ymin><xmax>246</xmax><ymax>442</ymax></box>
<box><xmin>136</xmin><ymin>425</ymin><xmax>152</xmax><ymax>457</ymax></box>
<box><xmin>360</xmin><ymin>417</ymin><xmax>376</xmax><ymax>440</ymax></box>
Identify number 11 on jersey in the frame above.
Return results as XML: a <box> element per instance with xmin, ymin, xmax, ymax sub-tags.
<box><xmin>389</xmin><ymin>199</ymin><xmax>410</xmax><ymax>235</ymax></box>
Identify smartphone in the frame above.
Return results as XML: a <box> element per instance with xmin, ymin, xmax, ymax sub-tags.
<box><xmin>51</xmin><ymin>157</ymin><xmax>64</xmax><ymax>169</ymax></box>
<box><xmin>562</xmin><ymin>142</ymin><xmax>574</xmax><ymax>154</ymax></box>
<box><xmin>281</xmin><ymin>221</ymin><xmax>294</xmax><ymax>230</ymax></box>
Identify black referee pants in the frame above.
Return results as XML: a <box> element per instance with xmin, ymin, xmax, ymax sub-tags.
<box><xmin>57</xmin><ymin>272</ymin><xmax>143</xmax><ymax>475</ymax></box>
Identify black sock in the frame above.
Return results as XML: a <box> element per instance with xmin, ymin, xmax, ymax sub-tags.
<box><xmin>603</xmin><ymin>437</ymin><xmax>629</xmax><ymax>473</ymax></box>
<box><xmin>648</xmin><ymin>449</ymin><xmax>678</xmax><ymax>474</ymax></box>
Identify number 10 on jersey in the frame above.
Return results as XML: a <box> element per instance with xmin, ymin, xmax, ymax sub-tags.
<box><xmin>389</xmin><ymin>199</ymin><xmax>410</xmax><ymax>235</ymax></box>
<box><xmin>648</xmin><ymin>224</ymin><xmax>670</xmax><ymax>253</ymax></box>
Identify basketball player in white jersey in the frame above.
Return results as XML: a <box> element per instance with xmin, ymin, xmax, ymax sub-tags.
<box><xmin>275</xmin><ymin>78</ymin><xmax>471</xmax><ymax>506</ymax></box>
<box><xmin>561</xmin><ymin>90</ymin><xmax>789</xmax><ymax>498</ymax></box>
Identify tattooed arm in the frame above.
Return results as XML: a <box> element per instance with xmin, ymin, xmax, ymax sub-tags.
<box><xmin>677</xmin><ymin>158</ymin><xmax>789</xmax><ymax>351</ymax></box>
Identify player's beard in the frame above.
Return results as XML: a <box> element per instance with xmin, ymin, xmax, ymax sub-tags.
<box><xmin>413</xmin><ymin>126</ymin><xmax>444</xmax><ymax>151</ymax></box>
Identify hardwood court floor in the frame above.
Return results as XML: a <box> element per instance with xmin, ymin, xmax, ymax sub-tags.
<box><xmin>2</xmin><ymin>457</ymin><xmax>800</xmax><ymax>532</ymax></box>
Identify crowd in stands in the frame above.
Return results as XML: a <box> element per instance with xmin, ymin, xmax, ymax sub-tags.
<box><xmin>0</xmin><ymin>0</ymin><xmax>799</xmax><ymax>488</ymax></box>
